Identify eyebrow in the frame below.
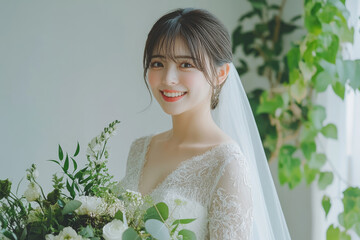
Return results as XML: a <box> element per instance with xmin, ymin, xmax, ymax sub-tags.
<box><xmin>150</xmin><ymin>54</ymin><xmax>196</xmax><ymax>60</ymax></box>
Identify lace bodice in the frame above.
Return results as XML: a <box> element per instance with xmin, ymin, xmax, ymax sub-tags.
<box><xmin>119</xmin><ymin>135</ymin><xmax>253</xmax><ymax>240</ymax></box>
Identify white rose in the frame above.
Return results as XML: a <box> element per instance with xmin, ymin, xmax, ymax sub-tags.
<box><xmin>75</xmin><ymin>196</ymin><xmax>106</xmax><ymax>217</ymax></box>
<box><xmin>23</xmin><ymin>182</ymin><xmax>40</xmax><ymax>202</ymax></box>
<box><xmin>103</xmin><ymin>220</ymin><xmax>127</xmax><ymax>240</ymax></box>
<box><xmin>45</xmin><ymin>234</ymin><xmax>56</xmax><ymax>240</ymax></box>
<box><xmin>58</xmin><ymin>227</ymin><xmax>84</xmax><ymax>240</ymax></box>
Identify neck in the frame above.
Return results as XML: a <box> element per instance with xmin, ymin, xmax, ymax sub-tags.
<box><xmin>168</xmin><ymin>105</ymin><xmax>218</xmax><ymax>146</ymax></box>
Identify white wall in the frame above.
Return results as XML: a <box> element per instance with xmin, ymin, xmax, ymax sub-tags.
<box><xmin>0</xmin><ymin>1</ymin><xmax>310</xmax><ymax>239</ymax></box>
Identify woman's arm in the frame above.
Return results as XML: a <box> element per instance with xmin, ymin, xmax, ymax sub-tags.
<box><xmin>208</xmin><ymin>153</ymin><xmax>253</xmax><ymax>239</ymax></box>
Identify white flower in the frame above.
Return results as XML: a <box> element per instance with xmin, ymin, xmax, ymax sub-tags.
<box><xmin>103</xmin><ymin>220</ymin><xmax>128</xmax><ymax>240</ymax></box>
<box><xmin>106</xmin><ymin>198</ymin><xmax>125</xmax><ymax>217</ymax></box>
<box><xmin>33</xmin><ymin>169</ymin><xmax>39</xmax><ymax>179</ymax></box>
<box><xmin>75</xmin><ymin>196</ymin><xmax>106</xmax><ymax>217</ymax></box>
<box><xmin>46</xmin><ymin>226</ymin><xmax>88</xmax><ymax>240</ymax></box>
<box><xmin>27</xmin><ymin>207</ymin><xmax>42</xmax><ymax>223</ymax></box>
<box><xmin>45</xmin><ymin>234</ymin><xmax>55</xmax><ymax>240</ymax></box>
<box><xmin>24</xmin><ymin>182</ymin><xmax>40</xmax><ymax>202</ymax></box>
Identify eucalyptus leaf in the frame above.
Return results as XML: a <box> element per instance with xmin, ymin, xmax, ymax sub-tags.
<box><xmin>62</xmin><ymin>199</ymin><xmax>81</xmax><ymax>215</ymax></box>
<box><xmin>144</xmin><ymin>202</ymin><xmax>169</xmax><ymax>222</ymax></box>
<box><xmin>172</xmin><ymin>218</ymin><xmax>196</xmax><ymax>225</ymax></box>
<box><xmin>122</xmin><ymin>228</ymin><xmax>141</xmax><ymax>240</ymax></box>
<box><xmin>178</xmin><ymin>229</ymin><xmax>197</xmax><ymax>240</ymax></box>
<box><xmin>145</xmin><ymin>219</ymin><xmax>170</xmax><ymax>240</ymax></box>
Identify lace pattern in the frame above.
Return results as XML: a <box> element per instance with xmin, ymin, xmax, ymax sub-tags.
<box><xmin>120</xmin><ymin>135</ymin><xmax>253</xmax><ymax>240</ymax></box>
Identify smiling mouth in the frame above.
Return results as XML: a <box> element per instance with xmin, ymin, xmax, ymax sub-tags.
<box><xmin>160</xmin><ymin>90</ymin><xmax>187</xmax><ymax>102</ymax></box>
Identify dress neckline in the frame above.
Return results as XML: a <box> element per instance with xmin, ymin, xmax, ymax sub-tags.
<box><xmin>137</xmin><ymin>134</ymin><xmax>238</xmax><ymax>197</ymax></box>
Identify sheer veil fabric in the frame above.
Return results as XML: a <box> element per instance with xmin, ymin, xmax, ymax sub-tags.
<box><xmin>211</xmin><ymin>63</ymin><xmax>291</xmax><ymax>239</ymax></box>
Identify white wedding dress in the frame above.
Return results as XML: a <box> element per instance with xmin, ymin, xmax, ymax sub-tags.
<box><xmin>119</xmin><ymin>135</ymin><xmax>253</xmax><ymax>240</ymax></box>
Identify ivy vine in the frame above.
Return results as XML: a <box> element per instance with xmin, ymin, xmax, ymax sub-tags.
<box><xmin>232</xmin><ymin>0</ymin><xmax>360</xmax><ymax>239</ymax></box>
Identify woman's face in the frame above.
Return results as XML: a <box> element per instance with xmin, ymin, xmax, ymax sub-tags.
<box><xmin>147</xmin><ymin>39</ymin><xmax>213</xmax><ymax>116</ymax></box>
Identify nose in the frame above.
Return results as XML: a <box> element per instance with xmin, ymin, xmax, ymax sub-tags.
<box><xmin>163</xmin><ymin>64</ymin><xmax>178</xmax><ymax>85</ymax></box>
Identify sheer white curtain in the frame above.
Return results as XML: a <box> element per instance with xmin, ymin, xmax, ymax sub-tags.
<box><xmin>312</xmin><ymin>0</ymin><xmax>360</xmax><ymax>239</ymax></box>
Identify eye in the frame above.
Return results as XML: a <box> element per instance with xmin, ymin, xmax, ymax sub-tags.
<box><xmin>180</xmin><ymin>62</ymin><xmax>193</xmax><ymax>68</ymax></box>
<box><xmin>150</xmin><ymin>61</ymin><xmax>163</xmax><ymax>68</ymax></box>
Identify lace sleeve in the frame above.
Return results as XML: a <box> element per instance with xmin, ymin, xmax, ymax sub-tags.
<box><xmin>208</xmin><ymin>152</ymin><xmax>253</xmax><ymax>240</ymax></box>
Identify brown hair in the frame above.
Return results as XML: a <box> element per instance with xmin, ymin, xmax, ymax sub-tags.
<box><xmin>143</xmin><ymin>8</ymin><xmax>232</xmax><ymax>109</ymax></box>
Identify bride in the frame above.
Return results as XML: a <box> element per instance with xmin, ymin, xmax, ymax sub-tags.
<box><xmin>120</xmin><ymin>8</ymin><xmax>291</xmax><ymax>239</ymax></box>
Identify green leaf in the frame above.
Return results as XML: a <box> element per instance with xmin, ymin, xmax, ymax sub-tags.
<box><xmin>339</xmin><ymin>231</ymin><xmax>351</xmax><ymax>240</ymax></box>
<box><xmin>64</xmin><ymin>154</ymin><xmax>69</xmax><ymax>172</ymax></box>
<box><xmin>145</xmin><ymin>219</ymin><xmax>170</xmax><ymax>240</ymax></box>
<box><xmin>144</xmin><ymin>202</ymin><xmax>169</xmax><ymax>222</ymax></box>
<box><xmin>74</xmin><ymin>142</ymin><xmax>80</xmax><ymax>157</ymax></box>
<box><xmin>318</xmin><ymin>172</ymin><xmax>334</xmax><ymax>190</ymax></box>
<box><xmin>318</xmin><ymin>4</ymin><xmax>337</xmax><ymax>23</ymax></box>
<box><xmin>66</xmin><ymin>180</ymin><xmax>75</xmax><ymax>199</ymax></box>
<box><xmin>314</xmin><ymin>71</ymin><xmax>333</xmax><ymax>92</ymax></box>
<box><xmin>326</xmin><ymin>224</ymin><xmax>340</xmax><ymax>240</ymax></box>
<box><xmin>172</xmin><ymin>218</ymin><xmax>196</xmax><ymax>225</ymax></box>
<box><xmin>299</xmin><ymin>61</ymin><xmax>316</xmax><ymax>83</ymax></box>
<box><xmin>290</xmin><ymin>73</ymin><xmax>307</xmax><ymax>103</ymax></box>
<box><xmin>309</xmin><ymin>153</ymin><xmax>327</xmax><ymax>169</ymax></box>
<box><xmin>178</xmin><ymin>229</ymin><xmax>197</xmax><ymax>240</ymax></box>
<box><xmin>2</xmin><ymin>230</ymin><xmax>17</xmax><ymax>240</ymax></box>
<box><xmin>318</xmin><ymin>33</ymin><xmax>339</xmax><ymax>64</ymax></box>
<box><xmin>343</xmin><ymin>211</ymin><xmax>359</xmax><ymax>229</ymax></box>
<box><xmin>300</xmin><ymin>141</ymin><xmax>316</xmax><ymax>160</ymax></box>
<box><xmin>71</xmin><ymin>157</ymin><xmax>78</xmax><ymax>172</ymax></box>
<box><xmin>122</xmin><ymin>228</ymin><xmax>141</xmax><ymax>240</ymax></box>
<box><xmin>58</xmin><ymin>145</ymin><xmax>64</xmax><ymax>161</ymax></box>
<box><xmin>79</xmin><ymin>225</ymin><xmax>94</xmax><ymax>238</ymax></box>
<box><xmin>287</xmin><ymin>46</ymin><xmax>300</xmax><ymax>71</ymax></box>
<box><xmin>278</xmin><ymin>145</ymin><xmax>302</xmax><ymax>189</ymax></box>
<box><xmin>257</xmin><ymin>91</ymin><xmax>283</xmax><ymax>115</ymax></box>
<box><xmin>354</xmin><ymin>222</ymin><xmax>360</xmax><ymax>237</ymax></box>
<box><xmin>321</xmin><ymin>124</ymin><xmax>338</xmax><ymax>139</ymax></box>
<box><xmin>308</xmin><ymin>105</ymin><xmax>326</xmax><ymax>130</ymax></box>
<box><xmin>322</xmin><ymin>195</ymin><xmax>331</xmax><ymax>217</ymax></box>
<box><xmin>305</xmin><ymin>15</ymin><xmax>322</xmax><ymax>34</ymax></box>
<box><xmin>115</xmin><ymin>210</ymin><xmax>124</xmax><ymax>222</ymax></box>
<box><xmin>332</xmin><ymin>81</ymin><xmax>345</xmax><ymax>100</ymax></box>
<box><xmin>62</xmin><ymin>200</ymin><xmax>82</xmax><ymax>215</ymax></box>
<box><xmin>304</xmin><ymin>163</ymin><xmax>319</xmax><ymax>185</ymax></box>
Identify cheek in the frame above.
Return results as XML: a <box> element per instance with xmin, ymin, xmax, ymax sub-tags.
<box><xmin>147</xmin><ymin>70</ymin><xmax>160</xmax><ymax>89</ymax></box>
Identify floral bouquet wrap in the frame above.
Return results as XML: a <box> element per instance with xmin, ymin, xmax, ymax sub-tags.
<box><xmin>0</xmin><ymin>120</ymin><xmax>196</xmax><ymax>240</ymax></box>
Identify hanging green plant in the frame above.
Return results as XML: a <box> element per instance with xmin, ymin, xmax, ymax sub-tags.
<box><xmin>232</xmin><ymin>0</ymin><xmax>360</xmax><ymax>239</ymax></box>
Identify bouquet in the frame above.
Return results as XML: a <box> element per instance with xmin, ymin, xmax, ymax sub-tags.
<box><xmin>0</xmin><ymin>120</ymin><xmax>197</xmax><ymax>240</ymax></box>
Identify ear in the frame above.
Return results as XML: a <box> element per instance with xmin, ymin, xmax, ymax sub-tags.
<box><xmin>216</xmin><ymin>63</ymin><xmax>230</xmax><ymax>85</ymax></box>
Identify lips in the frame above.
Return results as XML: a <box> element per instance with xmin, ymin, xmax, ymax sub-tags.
<box><xmin>160</xmin><ymin>90</ymin><xmax>187</xmax><ymax>102</ymax></box>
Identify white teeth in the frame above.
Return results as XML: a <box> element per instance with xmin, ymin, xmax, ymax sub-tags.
<box><xmin>162</xmin><ymin>91</ymin><xmax>186</xmax><ymax>97</ymax></box>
